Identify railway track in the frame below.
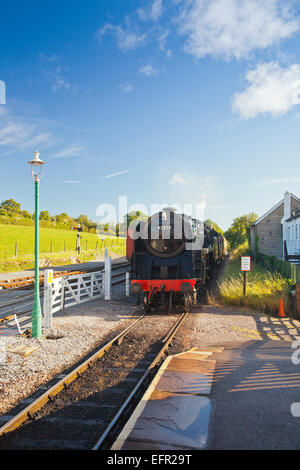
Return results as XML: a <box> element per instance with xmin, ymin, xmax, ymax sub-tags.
<box><xmin>0</xmin><ymin>311</ymin><xmax>188</xmax><ymax>450</ymax></box>
<box><xmin>0</xmin><ymin>262</ymin><xmax>130</xmax><ymax>290</ymax></box>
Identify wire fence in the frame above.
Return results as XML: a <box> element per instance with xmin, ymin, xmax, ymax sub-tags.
<box><xmin>0</xmin><ymin>237</ymin><xmax>126</xmax><ymax>259</ymax></box>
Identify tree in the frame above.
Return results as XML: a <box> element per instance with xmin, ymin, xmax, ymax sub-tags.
<box><xmin>55</xmin><ymin>213</ymin><xmax>71</xmax><ymax>225</ymax></box>
<box><xmin>224</xmin><ymin>212</ymin><xmax>258</xmax><ymax>249</ymax></box>
<box><xmin>21</xmin><ymin>210</ymin><xmax>32</xmax><ymax>219</ymax></box>
<box><xmin>39</xmin><ymin>210</ymin><xmax>51</xmax><ymax>221</ymax></box>
<box><xmin>125</xmin><ymin>211</ymin><xmax>148</xmax><ymax>229</ymax></box>
<box><xmin>0</xmin><ymin>199</ymin><xmax>21</xmax><ymax>215</ymax></box>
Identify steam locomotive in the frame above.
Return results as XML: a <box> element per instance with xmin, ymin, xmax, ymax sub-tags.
<box><xmin>126</xmin><ymin>208</ymin><xmax>225</xmax><ymax>312</ymax></box>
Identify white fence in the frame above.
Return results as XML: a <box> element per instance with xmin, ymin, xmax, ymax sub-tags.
<box><xmin>43</xmin><ymin>270</ymin><xmax>105</xmax><ymax>328</ymax></box>
<box><xmin>43</xmin><ymin>256</ymin><xmax>130</xmax><ymax>329</ymax></box>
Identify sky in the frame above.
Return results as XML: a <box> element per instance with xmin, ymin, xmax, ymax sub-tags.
<box><xmin>1</xmin><ymin>0</ymin><xmax>300</xmax><ymax>230</ymax></box>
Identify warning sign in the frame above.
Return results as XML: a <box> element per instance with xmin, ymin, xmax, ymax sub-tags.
<box><xmin>47</xmin><ymin>270</ymin><xmax>53</xmax><ymax>284</ymax></box>
<box><xmin>241</xmin><ymin>257</ymin><xmax>251</xmax><ymax>272</ymax></box>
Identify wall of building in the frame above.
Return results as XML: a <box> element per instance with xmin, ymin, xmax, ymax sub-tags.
<box><xmin>255</xmin><ymin>203</ymin><xmax>284</xmax><ymax>258</ymax></box>
<box><xmin>253</xmin><ymin>196</ymin><xmax>300</xmax><ymax>259</ymax></box>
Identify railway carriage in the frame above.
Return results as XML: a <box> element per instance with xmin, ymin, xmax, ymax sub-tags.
<box><xmin>127</xmin><ymin>208</ymin><xmax>224</xmax><ymax>312</ymax></box>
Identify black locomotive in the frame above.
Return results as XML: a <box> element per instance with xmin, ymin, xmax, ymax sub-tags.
<box><xmin>127</xmin><ymin>208</ymin><xmax>224</xmax><ymax>312</ymax></box>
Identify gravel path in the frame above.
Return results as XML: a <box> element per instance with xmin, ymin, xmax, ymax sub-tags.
<box><xmin>1</xmin><ymin>296</ymin><xmax>299</xmax><ymax>419</ymax></box>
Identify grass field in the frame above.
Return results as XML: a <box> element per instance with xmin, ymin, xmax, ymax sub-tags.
<box><xmin>217</xmin><ymin>243</ymin><xmax>294</xmax><ymax>316</ymax></box>
<box><xmin>0</xmin><ymin>224</ymin><xmax>126</xmax><ymax>272</ymax></box>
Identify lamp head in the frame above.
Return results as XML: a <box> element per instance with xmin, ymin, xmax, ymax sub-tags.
<box><xmin>28</xmin><ymin>150</ymin><xmax>45</xmax><ymax>180</ymax></box>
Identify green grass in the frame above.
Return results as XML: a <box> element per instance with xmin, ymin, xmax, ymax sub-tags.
<box><xmin>0</xmin><ymin>224</ymin><xmax>126</xmax><ymax>272</ymax></box>
<box><xmin>217</xmin><ymin>243</ymin><xmax>294</xmax><ymax>316</ymax></box>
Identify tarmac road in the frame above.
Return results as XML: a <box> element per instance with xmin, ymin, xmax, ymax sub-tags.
<box><xmin>206</xmin><ymin>340</ymin><xmax>300</xmax><ymax>450</ymax></box>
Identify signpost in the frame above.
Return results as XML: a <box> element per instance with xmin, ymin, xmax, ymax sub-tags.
<box><xmin>71</xmin><ymin>225</ymin><xmax>83</xmax><ymax>254</ymax></box>
<box><xmin>241</xmin><ymin>256</ymin><xmax>251</xmax><ymax>296</ymax></box>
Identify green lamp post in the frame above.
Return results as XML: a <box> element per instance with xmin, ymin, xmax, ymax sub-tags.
<box><xmin>28</xmin><ymin>150</ymin><xmax>45</xmax><ymax>339</ymax></box>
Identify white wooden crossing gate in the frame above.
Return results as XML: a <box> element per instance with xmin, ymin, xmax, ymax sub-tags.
<box><xmin>43</xmin><ymin>270</ymin><xmax>104</xmax><ymax>328</ymax></box>
<box><xmin>53</xmin><ymin>271</ymin><xmax>104</xmax><ymax>313</ymax></box>
<box><xmin>43</xmin><ymin>258</ymin><xmax>130</xmax><ymax>329</ymax></box>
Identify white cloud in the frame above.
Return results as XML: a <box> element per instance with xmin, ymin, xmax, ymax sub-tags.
<box><xmin>170</xmin><ymin>173</ymin><xmax>191</xmax><ymax>185</ymax></box>
<box><xmin>138</xmin><ymin>0</ymin><xmax>163</xmax><ymax>21</ymax></box>
<box><xmin>98</xmin><ymin>24</ymin><xmax>146</xmax><ymax>52</ymax></box>
<box><xmin>0</xmin><ymin>107</ymin><xmax>54</xmax><ymax>153</ymax></box>
<box><xmin>52</xmin><ymin>144</ymin><xmax>86</xmax><ymax>159</ymax></box>
<box><xmin>232</xmin><ymin>61</ymin><xmax>300</xmax><ymax>119</ymax></box>
<box><xmin>158</xmin><ymin>30</ymin><xmax>169</xmax><ymax>50</ymax></box>
<box><xmin>119</xmin><ymin>83</ymin><xmax>134</xmax><ymax>93</ymax></box>
<box><xmin>62</xmin><ymin>180</ymin><xmax>82</xmax><ymax>184</ymax></box>
<box><xmin>102</xmin><ymin>170</ymin><xmax>130</xmax><ymax>179</ymax></box>
<box><xmin>177</xmin><ymin>0</ymin><xmax>299</xmax><ymax>60</ymax></box>
<box><xmin>39</xmin><ymin>54</ymin><xmax>77</xmax><ymax>93</ymax></box>
<box><xmin>138</xmin><ymin>63</ymin><xmax>158</xmax><ymax>76</ymax></box>
<box><xmin>151</xmin><ymin>0</ymin><xmax>164</xmax><ymax>21</ymax></box>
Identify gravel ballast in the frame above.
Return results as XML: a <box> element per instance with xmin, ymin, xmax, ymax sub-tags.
<box><xmin>1</xmin><ymin>296</ymin><xmax>299</xmax><ymax>419</ymax></box>
<box><xmin>0</xmin><ymin>297</ymin><xmax>140</xmax><ymax>416</ymax></box>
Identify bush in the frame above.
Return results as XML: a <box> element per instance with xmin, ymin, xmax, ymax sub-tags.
<box><xmin>218</xmin><ymin>253</ymin><xmax>293</xmax><ymax>316</ymax></box>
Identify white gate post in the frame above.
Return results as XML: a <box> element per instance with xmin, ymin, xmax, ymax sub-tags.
<box><xmin>126</xmin><ymin>272</ymin><xmax>130</xmax><ymax>297</ymax></box>
<box><xmin>104</xmin><ymin>249</ymin><xmax>111</xmax><ymax>300</ymax></box>
<box><xmin>43</xmin><ymin>269</ymin><xmax>53</xmax><ymax>329</ymax></box>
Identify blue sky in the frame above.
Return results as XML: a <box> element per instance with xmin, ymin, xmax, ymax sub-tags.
<box><xmin>1</xmin><ymin>0</ymin><xmax>300</xmax><ymax>230</ymax></box>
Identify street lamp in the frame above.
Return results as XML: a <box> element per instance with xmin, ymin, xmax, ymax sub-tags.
<box><xmin>28</xmin><ymin>150</ymin><xmax>45</xmax><ymax>339</ymax></box>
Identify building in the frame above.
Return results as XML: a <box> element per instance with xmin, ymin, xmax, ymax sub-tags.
<box><xmin>250</xmin><ymin>192</ymin><xmax>300</xmax><ymax>260</ymax></box>
<box><xmin>284</xmin><ymin>207</ymin><xmax>300</xmax><ymax>263</ymax></box>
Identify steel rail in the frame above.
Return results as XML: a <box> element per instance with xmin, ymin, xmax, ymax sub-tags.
<box><xmin>0</xmin><ymin>292</ymin><xmax>36</xmax><ymax>309</ymax></box>
<box><xmin>93</xmin><ymin>311</ymin><xmax>189</xmax><ymax>451</ymax></box>
<box><xmin>0</xmin><ymin>313</ymin><xmax>145</xmax><ymax>437</ymax></box>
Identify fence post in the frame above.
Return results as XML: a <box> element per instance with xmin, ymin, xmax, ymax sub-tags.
<box><xmin>43</xmin><ymin>269</ymin><xmax>53</xmax><ymax>329</ymax></box>
<box><xmin>104</xmin><ymin>248</ymin><xmax>111</xmax><ymax>300</ymax></box>
<box><xmin>15</xmin><ymin>242</ymin><xmax>18</xmax><ymax>258</ymax></box>
<box><xmin>64</xmin><ymin>240</ymin><xmax>66</xmax><ymax>252</ymax></box>
<box><xmin>126</xmin><ymin>272</ymin><xmax>130</xmax><ymax>297</ymax></box>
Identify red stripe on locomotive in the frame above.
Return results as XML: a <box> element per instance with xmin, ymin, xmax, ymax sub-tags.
<box><xmin>131</xmin><ymin>279</ymin><xmax>196</xmax><ymax>292</ymax></box>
